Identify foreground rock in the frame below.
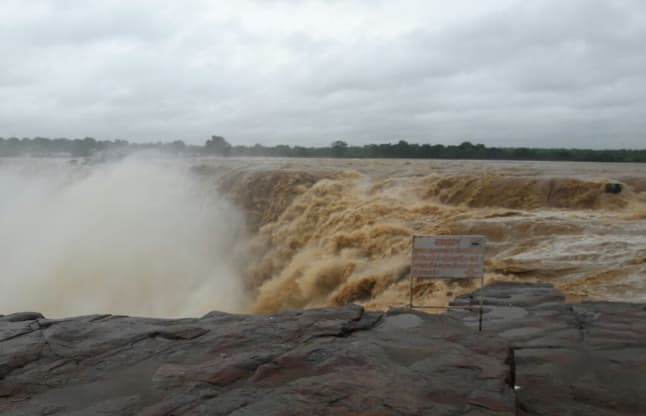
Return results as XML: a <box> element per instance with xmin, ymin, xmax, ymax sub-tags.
<box><xmin>0</xmin><ymin>305</ymin><xmax>514</xmax><ymax>415</ymax></box>
<box><xmin>3</xmin><ymin>283</ymin><xmax>644</xmax><ymax>415</ymax></box>
<box><xmin>450</xmin><ymin>282</ymin><xmax>646</xmax><ymax>416</ymax></box>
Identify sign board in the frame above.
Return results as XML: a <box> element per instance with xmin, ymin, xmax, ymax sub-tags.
<box><xmin>412</xmin><ymin>235</ymin><xmax>486</xmax><ymax>279</ymax></box>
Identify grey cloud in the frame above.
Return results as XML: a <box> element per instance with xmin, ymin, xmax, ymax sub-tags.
<box><xmin>0</xmin><ymin>0</ymin><xmax>645</xmax><ymax>148</ymax></box>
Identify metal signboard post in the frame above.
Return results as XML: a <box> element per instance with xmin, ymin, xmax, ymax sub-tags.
<box><xmin>410</xmin><ymin>235</ymin><xmax>486</xmax><ymax>331</ymax></box>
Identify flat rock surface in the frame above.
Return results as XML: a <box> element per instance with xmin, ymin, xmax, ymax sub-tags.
<box><xmin>450</xmin><ymin>282</ymin><xmax>646</xmax><ymax>416</ymax></box>
<box><xmin>3</xmin><ymin>283</ymin><xmax>644</xmax><ymax>415</ymax></box>
<box><xmin>0</xmin><ymin>305</ymin><xmax>514</xmax><ymax>415</ymax></box>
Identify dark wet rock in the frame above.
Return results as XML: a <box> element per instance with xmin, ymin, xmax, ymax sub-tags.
<box><xmin>604</xmin><ymin>182</ymin><xmax>623</xmax><ymax>194</ymax></box>
<box><xmin>0</xmin><ymin>312</ymin><xmax>44</xmax><ymax>323</ymax></box>
<box><xmin>0</xmin><ymin>304</ymin><xmax>515</xmax><ymax>415</ymax></box>
<box><xmin>3</xmin><ymin>284</ymin><xmax>644</xmax><ymax>415</ymax></box>
<box><xmin>450</xmin><ymin>282</ymin><xmax>646</xmax><ymax>416</ymax></box>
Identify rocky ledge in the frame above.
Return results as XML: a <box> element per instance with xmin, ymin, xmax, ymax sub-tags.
<box><xmin>1</xmin><ymin>304</ymin><xmax>513</xmax><ymax>415</ymax></box>
<box><xmin>450</xmin><ymin>282</ymin><xmax>646</xmax><ymax>416</ymax></box>
<box><xmin>1</xmin><ymin>282</ymin><xmax>645</xmax><ymax>416</ymax></box>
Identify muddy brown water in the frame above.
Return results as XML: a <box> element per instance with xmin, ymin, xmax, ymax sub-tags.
<box><xmin>2</xmin><ymin>157</ymin><xmax>645</xmax><ymax>316</ymax></box>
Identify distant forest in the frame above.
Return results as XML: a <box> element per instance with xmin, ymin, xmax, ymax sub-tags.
<box><xmin>1</xmin><ymin>135</ymin><xmax>645</xmax><ymax>162</ymax></box>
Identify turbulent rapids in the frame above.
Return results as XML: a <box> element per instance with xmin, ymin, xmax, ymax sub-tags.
<box><xmin>1</xmin><ymin>157</ymin><xmax>645</xmax><ymax>317</ymax></box>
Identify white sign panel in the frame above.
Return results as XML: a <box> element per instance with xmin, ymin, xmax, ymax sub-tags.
<box><xmin>412</xmin><ymin>235</ymin><xmax>486</xmax><ymax>279</ymax></box>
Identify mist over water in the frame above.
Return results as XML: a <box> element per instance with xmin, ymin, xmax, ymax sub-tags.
<box><xmin>0</xmin><ymin>157</ymin><xmax>249</xmax><ymax>318</ymax></box>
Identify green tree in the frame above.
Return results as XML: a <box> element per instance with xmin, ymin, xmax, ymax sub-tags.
<box><xmin>205</xmin><ymin>135</ymin><xmax>232</xmax><ymax>156</ymax></box>
<box><xmin>331</xmin><ymin>140</ymin><xmax>348</xmax><ymax>157</ymax></box>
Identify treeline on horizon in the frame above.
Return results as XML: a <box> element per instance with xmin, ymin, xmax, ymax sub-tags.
<box><xmin>0</xmin><ymin>135</ymin><xmax>645</xmax><ymax>163</ymax></box>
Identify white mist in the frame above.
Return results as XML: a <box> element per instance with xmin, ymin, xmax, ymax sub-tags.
<box><xmin>0</xmin><ymin>157</ymin><xmax>249</xmax><ymax>318</ymax></box>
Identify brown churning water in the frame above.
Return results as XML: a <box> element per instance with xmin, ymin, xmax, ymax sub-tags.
<box><xmin>1</xmin><ymin>157</ymin><xmax>645</xmax><ymax>317</ymax></box>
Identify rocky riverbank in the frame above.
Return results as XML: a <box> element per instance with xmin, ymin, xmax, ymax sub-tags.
<box><xmin>1</xmin><ymin>282</ymin><xmax>645</xmax><ymax>415</ymax></box>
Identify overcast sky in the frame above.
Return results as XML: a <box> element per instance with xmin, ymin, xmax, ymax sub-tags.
<box><xmin>1</xmin><ymin>0</ymin><xmax>645</xmax><ymax>148</ymax></box>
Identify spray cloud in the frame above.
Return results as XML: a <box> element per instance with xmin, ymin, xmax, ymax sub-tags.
<box><xmin>0</xmin><ymin>157</ymin><xmax>249</xmax><ymax>318</ymax></box>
